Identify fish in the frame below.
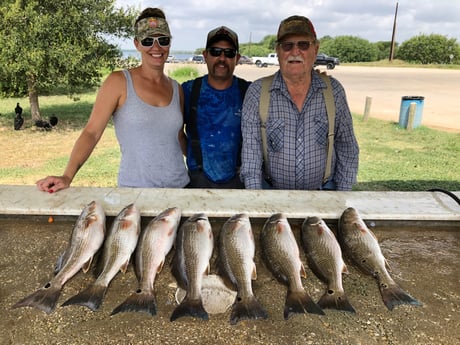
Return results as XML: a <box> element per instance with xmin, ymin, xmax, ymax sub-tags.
<box><xmin>111</xmin><ymin>207</ymin><xmax>181</xmax><ymax>316</ymax></box>
<box><xmin>260</xmin><ymin>213</ymin><xmax>324</xmax><ymax>319</ymax></box>
<box><xmin>170</xmin><ymin>213</ymin><xmax>214</xmax><ymax>321</ymax></box>
<box><xmin>61</xmin><ymin>203</ymin><xmax>140</xmax><ymax>311</ymax></box>
<box><xmin>338</xmin><ymin>207</ymin><xmax>422</xmax><ymax>310</ymax></box>
<box><xmin>217</xmin><ymin>213</ymin><xmax>268</xmax><ymax>325</ymax></box>
<box><xmin>12</xmin><ymin>200</ymin><xmax>106</xmax><ymax>314</ymax></box>
<box><xmin>301</xmin><ymin>217</ymin><xmax>356</xmax><ymax>313</ymax></box>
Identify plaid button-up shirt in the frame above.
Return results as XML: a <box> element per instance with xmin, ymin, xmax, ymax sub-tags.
<box><xmin>240</xmin><ymin>70</ymin><xmax>359</xmax><ymax>190</ymax></box>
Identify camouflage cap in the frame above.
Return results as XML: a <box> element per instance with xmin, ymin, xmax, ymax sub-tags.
<box><xmin>135</xmin><ymin>17</ymin><xmax>171</xmax><ymax>41</ymax></box>
<box><xmin>277</xmin><ymin>15</ymin><xmax>317</xmax><ymax>41</ymax></box>
<box><xmin>206</xmin><ymin>26</ymin><xmax>239</xmax><ymax>50</ymax></box>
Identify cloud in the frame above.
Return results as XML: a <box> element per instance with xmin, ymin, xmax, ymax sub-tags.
<box><xmin>116</xmin><ymin>0</ymin><xmax>460</xmax><ymax>51</ymax></box>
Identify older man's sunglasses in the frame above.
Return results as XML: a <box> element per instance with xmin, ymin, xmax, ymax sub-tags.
<box><xmin>278</xmin><ymin>40</ymin><xmax>314</xmax><ymax>52</ymax></box>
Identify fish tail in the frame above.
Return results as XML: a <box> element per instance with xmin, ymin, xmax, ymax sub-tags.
<box><xmin>284</xmin><ymin>290</ymin><xmax>325</xmax><ymax>319</ymax></box>
<box><xmin>170</xmin><ymin>297</ymin><xmax>208</xmax><ymax>322</ymax></box>
<box><xmin>317</xmin><ymin>290</ymin><xmax>356</xmax><ymax>313</ymax></box>
<box><xmin>61</xmin><ymin>284</ymin><xmax>107</xmax><ymax>311</ymax></box>
<box><xmin>229</xmin><ymin>296</ymin><xmax>268</xmax><ymax>325</ymax></box>
<box><xmin>111</xmin><ymin>290</ymin><xmax>157</xmax><ymax>317</ymax></box>
<box><xmin>379</xmin><ymin>282</ymin><xmax>422</xmax><ymax>310</ymax></box>
<box><xmin>12</xmin><ymin>284</ymin><xmax>61</xmax><ymax>314</ymax></box>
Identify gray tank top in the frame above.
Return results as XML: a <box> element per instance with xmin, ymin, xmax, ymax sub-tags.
<box><xmin>113</xmin><ymin>70</ymin><xmax>189</xmax><ymax>188</ymax></box>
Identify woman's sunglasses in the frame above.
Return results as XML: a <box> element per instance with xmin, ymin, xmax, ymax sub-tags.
<box><xmin>207</xmin><ymin>47</ymin><xmax>237</xmax><ymax>58</ymax></box>
<box><xmin>278</xmin><ymin>41</ymin><xmax>314</xmax><ymax>52</ymax></box>
<box><xmin>140</xmin><ymin>36</ymin><xmax>171</xmax><ymax>47</ymax></box>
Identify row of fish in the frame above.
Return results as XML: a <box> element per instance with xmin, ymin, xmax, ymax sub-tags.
<box><xmin>12</xmin><ymin>202</ymin><xmax>421</xmax><ymax>324</ymax></box>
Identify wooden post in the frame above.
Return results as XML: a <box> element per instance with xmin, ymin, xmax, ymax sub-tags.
<box><xmin>407</xmin><ymin>102</ymin><xmax>417</xmax><ymax>130</ymax></box>
<box><xmin>363</xmin><ymin>96</ymin><xmax>372</xmax><ymax>121</ymax></box>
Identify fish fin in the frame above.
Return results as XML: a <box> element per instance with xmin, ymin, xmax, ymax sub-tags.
<box><xmin>170</xmin><ymin>297</ymin><xmax>208</xmax><ymax>321</ymax></box>
<box><xmin>284</xmin><ymin>290</ymin><xmax>325</xmax><ymax>319</ymax></box>
<box><xmin>61</xmin><ymin>284</ymin><xmax>107</xmax><ymax>311</ymax></box>
<box><xmin>156</xmin><ymin>260</ymin><xmax>165</xmax><ymax>274</ymax></box>
<box><xmin>317</xmin><ymin>289</ymin><xmax>356</xmax><ymax>313</ymax></box>
<box><xmin>120</xmin><ymin>259</ymin><xmax>130</xmax><ymax>274</ymax></box>
<box><xmin>378</xmin><ymin>282</ymin><xmax>422</xmax><ymax>311</ymax></box>
<box><xmin>54</xmin><ymin>251</ymin><xmax>67</xmax><ymax>275</ymax></box>
<box><xmin>12</xmin><ymin>283</ymin><xmax>61</xmax><ymax>314</ymax></box>
<box><xmin>81</xmin><ymin>256</ymin><xmax>94</xmax><ymax>274</ymax></box>
<box><xmin>251</xmin><ymin>263</ymin><xmax>257</xmax><ymax>280</ymax></box>
<box><xmin>111</xmin><ymin>289</ymin><xmax>157</xmax><ymax>316</ymax></box>
<box><xmin>300</xmin><ymin>264</ymin><xmax>307</xmax><ymax>279</ymax></box>
<box><xmin>384</xmin><ymin>258</ymin><xmax>392</xmax><ymax>272</ymax></box>
<box><xmin>230</xmin><ymin>296</ymin><xmax>268</xmax><ymax>325</ymax></box>
<box><xmin>342</xmin><ymin>264</ymin><xmax>350</xmax><ymax>275</ymax></box>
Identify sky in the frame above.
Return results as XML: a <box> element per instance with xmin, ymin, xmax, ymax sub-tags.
<box><xmin>115</xmin><ymin>0</ymin><xmax>460</xmax><ymax>52</ymax></box>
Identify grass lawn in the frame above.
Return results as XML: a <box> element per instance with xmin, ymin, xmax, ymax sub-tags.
<box><xmin>1</xmin><ymin>68</ymin><xmax>459</xmax><ymax>191</ymax></box>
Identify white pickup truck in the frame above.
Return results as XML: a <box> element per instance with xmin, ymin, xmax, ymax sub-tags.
<box><xmin>252</xmin><ymin>53</ymin><xmax>279</xmax><ymax>67</ymax></box>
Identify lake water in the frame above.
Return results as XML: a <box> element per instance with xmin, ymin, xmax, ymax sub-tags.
<box><xmin>122</xmin><ymin>50</ymin><xmax>194</xmax><ymax>62</ymax></box>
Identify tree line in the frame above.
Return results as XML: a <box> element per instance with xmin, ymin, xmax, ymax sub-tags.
<box><xmin>1</xmin><ymin>1</ymin><xmax>459</xmax><ymax>122</ymax></box>
<box><xmin>238</xmin><ymin>34</ymin><xmax>460</xmax><ymax>65</ymax></box>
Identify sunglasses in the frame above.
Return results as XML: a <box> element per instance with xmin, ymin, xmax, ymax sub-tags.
<box><xmin>207</xmin><ymin>47</ymin><xmax>237</xmax><ymax>58</ymax></box>
<box><xmin>278</xmin><ymin>41</ymin><xmax>314</xmax><ymax>52</ymax></box>
<box><xmin>140</xmin><ymin>36</ymin><xmax>171</xmax><ymax>47</ymax></box>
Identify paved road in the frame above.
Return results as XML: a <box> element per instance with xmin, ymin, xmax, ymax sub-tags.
<box><xmin>169</xmin><ymin>63</ymin><xmax>459</xmax><ymax>132</ymax></box>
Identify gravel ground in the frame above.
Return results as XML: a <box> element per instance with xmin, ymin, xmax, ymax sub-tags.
<box><xmin>1</xmin><ymin>216</ymin><xmax>459</xmax><ymax>345</ymax></box>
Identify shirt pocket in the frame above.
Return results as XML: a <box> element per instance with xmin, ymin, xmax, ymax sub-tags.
<box><xmin>266</xmin><ymin>119</ymin><xmax>285</xmax><ymax>152</ymax></box>
<box><xmin>314</xmin><ymin>114</ymin><xmax>329</xmax><ymax>148</ymax></box>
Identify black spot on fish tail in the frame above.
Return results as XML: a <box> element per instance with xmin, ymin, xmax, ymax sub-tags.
<box><xmin>111</xmin><ymin>290</ymin><xmax>157</xmax><ymax>317</ymax></box>
<box><xmin>317</xmin><ymin>289</ymin><xmax>356</xmax><ymax>313</ymax></box>
<box><xmin>61</xmin><ymin>284</ymin><xmax>107</xmax><ymax>311</ymax></box>
<box><xmin>12</xmin><ymin>284</ymin><xmax>61</xmax><ymax>314</ymax></box>
<box><xmin>378</xmin><ymin>282</ymin><xmax>422</xmax><ymax>311</ymax></box>
<box><xmin>229</xmin><ymin>296</ymin><xmax>268</xmax><ymax>325</ymax></box>
<box><xmin>284</xmin><ymin>290</ymin><xmax>325</xmax><ymax>320</ymax></box>
<box><xmin>170</xmin><ymin>297</ymin><xmax>208</xmax><ymax>322</ymax></box>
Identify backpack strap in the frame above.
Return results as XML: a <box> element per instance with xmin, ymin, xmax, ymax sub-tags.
<box><xmin>188</xmin><ymin>76</ymin><xmax>249</xmax><ymax>170</ymax></box>
<box><xmin>189</xmin><ymin>76</ymin><xmax>204</xmax><ymax>170</ymax></box>
<box><xmin>258</xmin><ymin>71</ymin><xmax>335</xmax><ymax>185</ymax></box>
<box><xmin>317</xmin><ymin>72</ymin><xmax>335</xmax><ymax>184</ymax></box>
<box><xmin>259</xmin><ymin>74</ymin><xmax>275</xmax><ymax>174</ymax></box>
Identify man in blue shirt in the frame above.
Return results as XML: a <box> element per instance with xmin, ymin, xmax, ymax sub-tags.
<box><xmin>183</xmin><ymin>26</ymin><xmax>250</xmax><ymax>188</ymax></box>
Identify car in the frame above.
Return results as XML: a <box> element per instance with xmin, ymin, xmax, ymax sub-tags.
<box><xmin>238</xmin><ymin>55</ymin><xmax>253</xmax><ymax>65</ymax></box>
<box><xmin>191</xmin><ymin>55</ymin><xmax>204</xmax><ymax>64</ymax></box>
<box><xmin>314</xmin><ymin>53</ymin><xmax>340</xmax><ymax>69</ymax></box>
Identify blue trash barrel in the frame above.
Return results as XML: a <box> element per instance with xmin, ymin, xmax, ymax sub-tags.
<box><xmin>399</xmin><ymin>96</ymin><xmax>425</xmax><ymax>129</ymax></box>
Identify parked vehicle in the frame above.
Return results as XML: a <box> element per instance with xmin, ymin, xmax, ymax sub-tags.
<box><xmin>252</xmin><ymin>53</ymin><xmax>279</xmax><ymax>67</ymax></box>
<box><xmin>238</xmin><ymin>55</ymin><xmax>253</xmax><ymax>65</ymax></box>
<box><xmin>191</xmin><ymin>55</ymin><xmax>205</xmax><ymax>64</ymax></box>
<box><xmin>314</xmin><ymin>53</ymin><xmax>340</xmax><ymax>69</ymax></box>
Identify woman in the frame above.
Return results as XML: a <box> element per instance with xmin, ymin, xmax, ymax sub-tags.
<box><xmin>36</xmin><ymin>8</ymin><xmax>189</xmax><ymax>192</ymax></box>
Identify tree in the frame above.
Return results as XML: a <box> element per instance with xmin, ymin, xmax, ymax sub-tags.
<box><xmin>0</xmin><ymin>0</ymin><xmax>136</xmax><ymax>121</ymax></box>
<box><xmin>396</xmin><ymin>34</ymin><xmax>460</xmax><ymax>64</ymax></box>
<box><xmin>320</xmin><ymin>36</ymin><xmax>379</xmax><ymax>63</ymax></box>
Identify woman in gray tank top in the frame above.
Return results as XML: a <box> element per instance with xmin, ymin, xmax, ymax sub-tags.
<box><xmin>36</xmin><ymin>8</ymin><xmax>189</xmax><ymax>193</ymax></box>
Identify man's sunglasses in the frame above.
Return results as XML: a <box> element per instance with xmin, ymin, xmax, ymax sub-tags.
<box><xmin>278</xmin><ymin>41</ymin><xmax>314</xmax><ymax>52</ymax></box>
<box><xmin>140</xmin><ymin>36</ymin><xmax>171</xmax><ymax>47</ymax></box>
<box><xmin>207</xmin><ymin>47</ymin><xmax>237</xmax><ymax>58</ymax></box>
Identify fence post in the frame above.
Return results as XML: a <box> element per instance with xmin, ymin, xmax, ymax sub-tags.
<box><xmin>407</xmin><ymin>102</ymin><xmax>417</xmax><ymax>130</ymax></box>
<box><xmin>363</xmin><ymin>96</ymin><xmax>372</xmax><ymax>121</ymax></box>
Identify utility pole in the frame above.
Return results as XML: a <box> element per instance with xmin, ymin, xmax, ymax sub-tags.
<box><xmin>389</xmin><ymin>2</ymin><xmax>398</xmax><ymax>62</ymax></box>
